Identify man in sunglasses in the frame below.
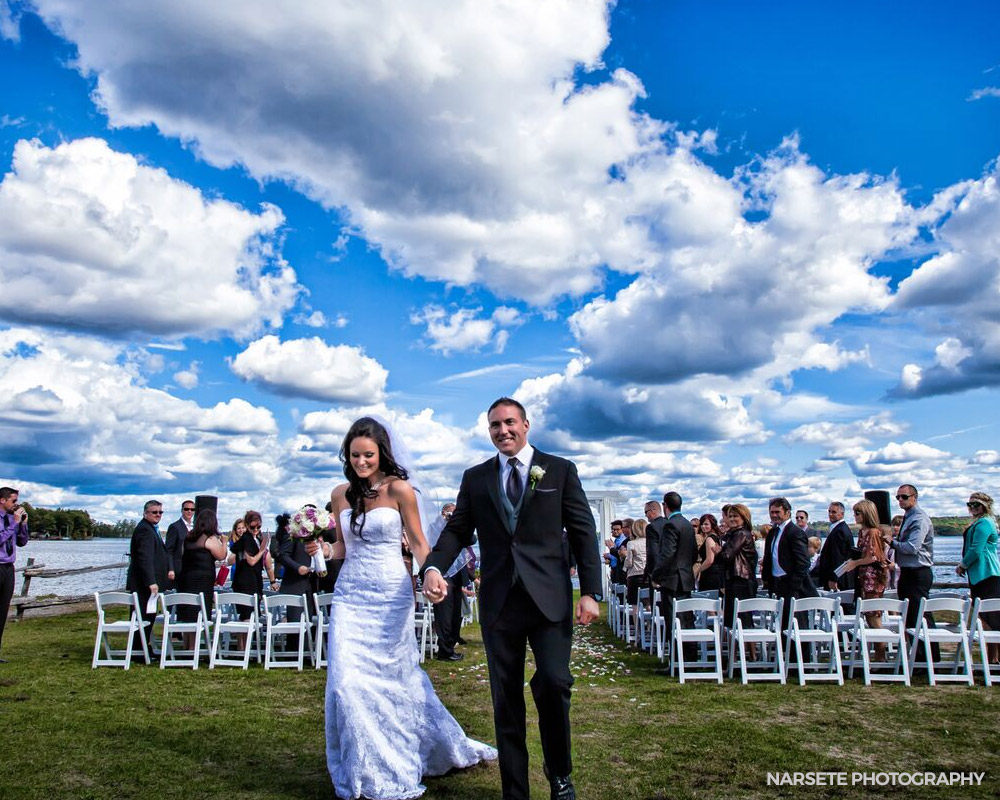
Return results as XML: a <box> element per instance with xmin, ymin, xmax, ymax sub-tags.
<box><xmin>126</xmin><ymin>500</ymin><xmax>169</xmax><ymax>661</ymax></box>
<box><xmin>164</xmin><ymin>499</ymin><xmax>196</xmax><ymax>589</ymax></box>
<box><xmin>888</xmin><ymin>484</ymin><xmax>938</xmax><ymax>665</ymax></box>
<box><xmin>0</xmin><ymin>486</ymin><xmax>30</xmax><ymax>663</ymax></box>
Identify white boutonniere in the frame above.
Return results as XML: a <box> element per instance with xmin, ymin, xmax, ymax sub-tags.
<box><xmin>529</xmin><ymin>465</ymin><xmax>545</xmax><ymax>490</ymax></box>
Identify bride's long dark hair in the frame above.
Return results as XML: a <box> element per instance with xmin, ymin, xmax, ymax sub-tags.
<box><xmin>340</xmin><ymin>417</ymin><xmax>409</xmax><ymax>539</ymax></box>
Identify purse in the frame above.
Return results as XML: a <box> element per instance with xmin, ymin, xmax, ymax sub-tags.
<box><xmin>215</xmin><ymin>564</ymin><xmax>230</xmax><ymax>587</ymax></box>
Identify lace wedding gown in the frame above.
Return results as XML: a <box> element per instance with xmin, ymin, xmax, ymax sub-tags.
<box><xmin>326</xmin><ymin>506</ymin><xmax>497</xmax><ymax>799</ymax></box>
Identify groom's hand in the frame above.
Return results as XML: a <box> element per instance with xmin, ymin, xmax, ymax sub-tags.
<box><xmin>422</xmin><ymin>569</ymin><xmax>449</xmax><ymax>604</ymax></box>
<box><xmin>575</xmin><ymin>595</ymin><xmax>599</xmax><ymax>625</ymax></box>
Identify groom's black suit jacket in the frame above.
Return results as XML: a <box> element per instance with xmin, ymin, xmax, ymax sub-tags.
<box><xmin>425</xmin><ymin>449</ymin><xmax>602</xmax><ymax>627</ymax></box>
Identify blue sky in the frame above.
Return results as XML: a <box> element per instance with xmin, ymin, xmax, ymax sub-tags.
<box><xmin>1</xmin><ymin>0</ymin><xmax>998</xmax><ymax>525</ymax></box>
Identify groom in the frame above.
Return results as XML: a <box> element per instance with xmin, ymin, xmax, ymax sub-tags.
<box><xmin>423</xmin><ymin>397</ymin><xmax>601</xmax><ymax>800</ymax></box>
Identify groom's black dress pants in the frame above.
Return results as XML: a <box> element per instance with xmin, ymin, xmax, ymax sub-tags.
<box><xmin>482</xmin><ymin>581</ymin><xmax>573</xmax><ymax>800</ymax></box>
<box><xmin>433</xmin><ymin>571</ymin><xmax>465</xmax><ymax>658</ymax></box>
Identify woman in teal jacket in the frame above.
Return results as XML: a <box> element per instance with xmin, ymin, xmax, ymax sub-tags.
<box><xmin>957</xmin><ymin>491</ymin><xmax>1000</xmax><ymax>664</ymax></box>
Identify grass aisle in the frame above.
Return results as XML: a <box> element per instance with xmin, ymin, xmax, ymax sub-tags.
<box><xmin>2</xmin><ymin>608</ymin><xmax>998</xmax><ymax>799</ymax></box>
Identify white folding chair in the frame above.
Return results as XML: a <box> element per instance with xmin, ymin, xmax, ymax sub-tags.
<box><xmin>970</xmin><ymin>598</ymin><xmax>1000</xmax><ymax>687</ymax></box>
<box><xmin>210</xmin><ymin>592</ymin><xmax>261</xmax><ymax>669</ymax></box>
<box><xmin>907</xmin><ymin>596</ymin><xmax>974</xmax><ymax>686</ymax></box>
<box><xmin>610</xmin><ymin>584</ymin><xmax>627</xmax><ymax>638</ymax></box>
<box><xmin>634</xmin><ymin>588</ymin><xmax>655</xmax><ymax>652</ymax></box>
<box><xmin>462</xmin><ymin>588</ymin><xmax>478</xmax><ymax>625</ymax></box>
<box><xmin>650</xmin><ymin>590</ymin><xmax>669</xmax><ymax>662</ymax></box>
<box><xmin>414</xmin><ymin>596</ymin><xmax>437</xmax><ymax>663</ymax></box>
<box><xmin>823</xmin><ymin>590</ymin><xmax>859</xmax><ymax>662</ymax></box>
<box><xmin>92</xmin><ymin>591</ymin><xmax>150</xmax><ymax>669</ymax></box>
<box><xmin>313</xmin><ymin>592</ymin><xmax>335</xmax><ymax>669</ymax></box>
<box><xmin>783</xmin><ymin>596</ymin><xmax>843</xmax><ymax>685</ymax></box>
<box><xmin>159</xmin><ymin>592</ymin><xmax>210</xmax><ymax>669</ymax></box>
<box><xmin>849</xmin><ymin>598</ymin><xmax>910</xmax><ymax>685</ymax></box>
<box><xmin>727</xmin><ymin>597</ymin><xmax>785</xmax><ymax>684</ymax></box>
<box><xmin>672</xmin><ymin>597</ymin><xmax>724</xmax><ymax>684</ymax></box>
<box><xmin>263</xmin><ymin>594</ymin><xmax>314</xmax><ymax>670</ymax></box>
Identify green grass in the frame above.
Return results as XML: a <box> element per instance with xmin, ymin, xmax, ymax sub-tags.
<box><xmin>2</xmin><ymin>609</ymin><xmax>998</xmax><ymax>800</ymax></box>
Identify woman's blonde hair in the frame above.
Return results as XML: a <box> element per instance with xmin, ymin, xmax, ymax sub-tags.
<box><xmin>852</xmin><ymin>499</ymin><xmax>881</xmax><ymax>530</ymax></box>
<box><xmin>632</xmin><ymin>518</ymin><xmax>647</xmax><ymax>539</ymax></box>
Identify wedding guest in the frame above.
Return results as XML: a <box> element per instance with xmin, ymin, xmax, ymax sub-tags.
<box><xmin>957</xmin><ymin>492</ymin><xmax>1000</xmax><ymax>665</ymax></box>
<box><xmin>126</xmin><ymin>500</ymin><xmax>168</xmax><ymax>661</ymax></box>
<box><xmin>754</xmin><ymin>526</ymin><xmax>769</xmax><ymax>577</ymax></box>
<box><xmin>279</xmin><ymin>510</ymin><xmax>317</xmax><ymax>654</ymax></box>
<box><xmin>887</xmin><ymin>515</ymin><xmax>903</xmax><ymax>589</ymax></box>
<box><xmin>694</xmin><ymin>514</ymin><xmax>724</xmax><ymax>592</ymax></box>
<box><xmin>719</xmin><ymin>505</ymin><xmax>733</xmax><ymax>536</ymax></box>
<box><xmin>0</xmin><ymin>487</ymin><xmax>30</xmax><ymax>662</ymax></box>
<box><xmin>843</xmin><ymin>500</ymin><xmax>890</xmax><ymax>660</ymax></box>
<box><xmin>165</xmin><ymin>499</ymin><xmax>195</xmax><ymax>589</ymax></box>
<box><xmin>624</xmin><ymin>518</ymin><xmax>648</xmax><ymax>608</ymax></box>
<box><xmin>718</xmin><ymin>505</ymin><xmax>758</xmax><ymax>633</ymax></box>
<box><xmin>177</xmin><ymin>509</ymin><xmax>227</xmax><ymax>651</ymax></box>
<box><xmin>807</xmin><ymin>536</ymin><xmax>822</xmax><ymax>582</ymax></box>
<box><xmin>231</xmin><ymin>510</ymin><xmax>276</xmax><ymax>619</ymax></box>
<box><xmin>888</xmin><ymin>484</ymin><xmax>937</xmax><ymax>664</ymax></box>
<box><xmin>226</xmin><ymin>518</ymin><xmax>245</xmax><ymax>566</ymax></box>
<box><xmin>426</xmin><ymin>502</ymin><xmax>467</xmax><ymax>661</ymax></box>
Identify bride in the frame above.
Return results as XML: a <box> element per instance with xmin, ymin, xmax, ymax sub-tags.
<box><xmin>314</xmin><ymin>416</ymin><xmax>496</xmax><ymax>800</ymax></box>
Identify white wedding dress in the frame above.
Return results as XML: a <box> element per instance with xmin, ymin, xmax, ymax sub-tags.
<box><xmin>326</xmin><ymin>506</ymin><xmax>496</xmax><ymax>799</ymax></box>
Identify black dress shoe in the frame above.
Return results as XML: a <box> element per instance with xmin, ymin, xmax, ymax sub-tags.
<box><xmin>435</xmin><ymin>652</ymin><xmax>464</xmax><ymax>662</ymax></box>
<box><xmin>456</xmin><ymin>636</ymin><xmax>467</xmax><ymax>645</ymax></box>
<box><xmin>0</xmin><ymin>657</ymin><xmax>7</xmax><ymax>664</ymax></box>
<box><xmin>549</xmin><ymin>775</ymin><xmax>575</xmax><ymax>800</ymax></box>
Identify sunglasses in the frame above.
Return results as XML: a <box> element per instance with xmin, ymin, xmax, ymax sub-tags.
<box><xmin>149</xmin><ymin>510</ymin><xmax>163</xmax><ymax>515</ymax></box>
<box><xmin>248</xmin><ymin>523</ymin><xmax>262</xmax><ymax>530</ymax></box>
<box><xmin>182</xmin><ymin>506</ymin><xmax>195</xmax><ymax>512</ymax></box>
<box><xmin>895</xmin><ymin>494</ymin><xmax>913</xmax><ymax>500</ymax></box>
<box><xmin>967</xmin><ymin>501</ymin><xmax>983</xmax><ymax>509</ymax></box>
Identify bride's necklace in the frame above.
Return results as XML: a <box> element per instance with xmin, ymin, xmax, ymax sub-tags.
<box><xmin>368</xmin><ymin>473</ymin><xmax>388</xmax><ymax>491</ymax></box>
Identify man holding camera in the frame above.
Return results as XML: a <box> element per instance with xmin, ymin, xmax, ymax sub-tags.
<box><xmin>0</xmin><ymin>486</ymin><xmax>30</xmax><ymax>662</ymax></box>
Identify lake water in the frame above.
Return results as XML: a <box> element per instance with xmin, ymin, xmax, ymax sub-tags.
<box><xmin>13</xmin><ymin>538</ymin><xmax>131</xmax><ymax>598</ymax></box>
<box><xmin>7</xmin><ymin>534</ymin><xmax>981</xmax><ymax>598</ymax></box>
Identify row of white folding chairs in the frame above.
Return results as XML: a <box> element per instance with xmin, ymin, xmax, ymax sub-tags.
<box><xmin>828</xmin><ymin>591</ymin><xmax>995</xmax><ymax>686</ymax></box>
<box><xmin>92</xmin><ymin>590</ymin><xmax>334</xmax><ymax>670</ymax></box>
<box><xmin>631</xmin><ymin>588</ymin><xmax>998</xmax><ymax>687</ymax></box>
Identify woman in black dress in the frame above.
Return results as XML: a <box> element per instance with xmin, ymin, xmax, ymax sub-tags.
<box><xmin>177</xmin><ymin>509</ymin><xmax>228</xmax><ymax>649</ymax></box>
<box><xmin>231</xmin><ymin>510</ymin><xmax>277</xmax><ymax>619</ymax></box>
<box><xmin>695</xmin><ymin>514</ymin><xmax>725</xmax><ymax>592</ymax></box>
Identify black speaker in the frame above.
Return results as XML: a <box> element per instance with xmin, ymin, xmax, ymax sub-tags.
<box><xmin>194</xmin><ymin>494</ymin><xmax>218</xmax><ymax>518</ymax></box>
<box><xmin>864</xmin><ymin>490</ymin><xmax>891</xmax><ymax>526</ymax></box>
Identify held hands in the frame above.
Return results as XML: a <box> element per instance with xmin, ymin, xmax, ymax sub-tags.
<box><xmin>575</xmin><ymin>595</ymin><xmax>599</xmax><ymax>625</ymax></box>
<box><xmin>422</xmin><ymin>570</ymin><xmax>449</xmax><ymax>604</ymax></box>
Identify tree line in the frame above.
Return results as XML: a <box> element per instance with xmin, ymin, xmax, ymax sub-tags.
<box><xmin>22</xmin><ymin>503</ymin><xmax>137</xmax><ymax>539</ymax></box>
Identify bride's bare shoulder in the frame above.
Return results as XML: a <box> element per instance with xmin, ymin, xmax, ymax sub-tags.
<box><xmin>331</xmin><ymin>483</ymin><xmax>350</xmax><ymax>505</ymax></box>
<box><xmin>385</xmin><ymin>476</ymin><xmax>413</xmax><ymax>499</ymax></box>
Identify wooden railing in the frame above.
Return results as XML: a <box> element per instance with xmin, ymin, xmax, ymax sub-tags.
<box><xmin>10</xmin><ymin>557</ymin><xmax>128</xmax><ymax>621</ymax></box>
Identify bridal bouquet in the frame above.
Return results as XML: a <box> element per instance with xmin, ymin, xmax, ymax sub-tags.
<box><xmin>288</xmin><ymin>504</ymin><xmax>336</xmax><ymax>577</ymax></box>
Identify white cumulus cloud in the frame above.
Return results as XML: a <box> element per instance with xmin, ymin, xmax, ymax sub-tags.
<box><xmin>0</xmin><ymin>138</ymin><xmax>299</xmax><ymax>338</ymax></box>
<box><xmin>230</xmin><ymin>335</ymin><xmax>388</xmax><ymax>403</ymax></box>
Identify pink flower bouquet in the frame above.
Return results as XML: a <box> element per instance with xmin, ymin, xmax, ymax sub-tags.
<box><xmin>289</xmin><ymin>504</ymin><xmax>336</xmax><ymax>577</ymax></box>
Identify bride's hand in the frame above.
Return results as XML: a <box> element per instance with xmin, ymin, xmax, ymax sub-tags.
<box><xmin>422</xmin><ymin>570</ymin><xmax>448</xmax><ymax>604</ymax></box>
